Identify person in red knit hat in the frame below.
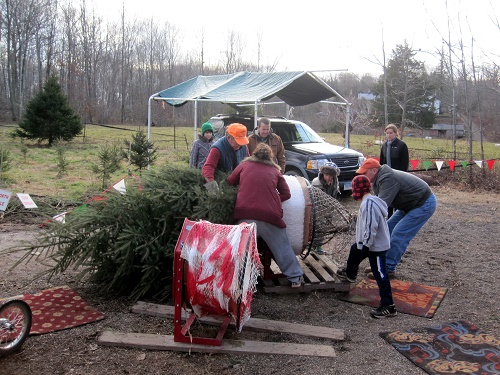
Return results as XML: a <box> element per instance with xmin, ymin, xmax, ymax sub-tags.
<box><xmin>337</xmin><ymin>174</ymin><xmax>396</xmax><ymax>318</ymax></box>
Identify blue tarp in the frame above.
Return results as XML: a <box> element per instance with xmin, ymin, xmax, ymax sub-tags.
<box><xmin>155</xmin><ymin>71</ymin><xmax>344</xmax><ymax>107</ymax></box>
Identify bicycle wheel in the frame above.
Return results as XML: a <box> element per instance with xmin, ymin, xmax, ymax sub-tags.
<box><xmin>0</xmin><ymin>300</ymin><xmax>32</xmax><ymax>357</ymax></box>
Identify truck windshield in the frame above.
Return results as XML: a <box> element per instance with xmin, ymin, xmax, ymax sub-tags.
<box><xmin>273</xmin><ymin>122</ymin><xmax>324</xmax><ymax>143</ymax></box>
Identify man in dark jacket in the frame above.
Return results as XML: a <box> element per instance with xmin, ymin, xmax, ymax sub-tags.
<box><xmin>202</xmin><ymin>123</ymin><xmax>249</xmax><ymax>182</ymax></box>
<box><xmin>356</xmin><ymin>158</ymin><xmax>437</xmax><ymax>276</ymax></box>
<box><xmin>247</xmin><ymin>117</ymin><xmax>286</xmax><ymax>173</ymax></box>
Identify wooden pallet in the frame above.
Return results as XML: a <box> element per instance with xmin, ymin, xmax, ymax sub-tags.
<box><xmin>261</xmin><ymin>252</ymin><xmax>351</xmax><ymax>293</ymax></box>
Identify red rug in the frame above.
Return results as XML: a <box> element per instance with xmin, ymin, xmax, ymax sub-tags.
<box><xmin>380</xmin><ymin>321</ymin><xmax>500</xmax><ymax>374</ymax></box>
<box><xmin>0</xmin><ymin>286</ymin><xmax>104</xmax><ymax>335</ymax></box>
<box><xmin>339</xmin><ymin>277</ymin><xmax>447</xmax><ymax>318</ymax></box>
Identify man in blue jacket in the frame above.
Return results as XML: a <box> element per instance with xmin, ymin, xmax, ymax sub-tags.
<box><xmin>202</xmin><ymin>123</ymin><xmax>249</xmax><ymax>182</ymax></box>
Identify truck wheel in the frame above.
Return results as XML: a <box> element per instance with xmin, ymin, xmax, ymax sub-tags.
<box><xmin>284</xmin><ymin>169</ymin><xmax>302</xmax><ymax>177</ymax></box>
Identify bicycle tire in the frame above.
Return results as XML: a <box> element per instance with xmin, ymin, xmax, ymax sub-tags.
<box><xmin>0</xmin><ymin>300</ymin><xmax>32</xmax><ymax>357</ymax></box>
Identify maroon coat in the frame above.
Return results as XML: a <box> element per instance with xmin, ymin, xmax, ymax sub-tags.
<box><xmin>226</xmin><ymin>160</ymin><xmax>291</xmax><ymax>228</ymax></box>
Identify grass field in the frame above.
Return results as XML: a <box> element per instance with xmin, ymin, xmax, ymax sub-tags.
<box><xmin>1</xmin><ymin>123</ymin><xmax>499</xmax><ymax>203</ymax></box>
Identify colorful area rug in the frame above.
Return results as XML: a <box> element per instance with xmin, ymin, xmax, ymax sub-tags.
<box><xmin>380</xmin><ymin>321</ymin><xmax>500</xmax><ymax>374</ymax></box>
<box><xmin>0</xmin><ymin>285</ymin><xmax>104</xmax><ymax>335</ymax></box>
<box><xmin>339</xmin><ymin>277</ymin><xmax>447</xmax><ymax>318</ymax></box>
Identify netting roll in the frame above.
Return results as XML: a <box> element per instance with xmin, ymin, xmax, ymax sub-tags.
<box><xmin>180</xmin><ymin>220</ymin><xmax>262</xmax><ymax>332</ymax></box>
<box><xmin>282</xmin><ymin>175</ymin><xmax>354</xmax><ymax>255</ymax></box>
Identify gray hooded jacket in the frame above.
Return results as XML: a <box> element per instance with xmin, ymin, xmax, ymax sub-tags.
<box><xmin>356</xmin><ymin>195</ymin><xmax>390</xmax><ymax>252</ymax></box>
<box><xmin>373</xmin><ymin>165</ymin><xmax>432</xmax><ymax>212</ymax></box>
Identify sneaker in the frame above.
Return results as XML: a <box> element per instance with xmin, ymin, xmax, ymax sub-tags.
<box><xmin>291</xmin><ymin>276</ymin><xmax>304</xmax><ymax>288</ymax></box>
<box><xmin>367</xmin><ymin>271</ymin><xmax>396</xmax><ymax>280</ymax></box>
<box><xmin>312</xmin><ymin>246</ymin><xmax>326</xmax><ymax>255</ymax></box>
<box><xmin>336</xmin><ymin>269</ymin><xmax>356</xmax><ymax>283</ymax></box>
<box><xmin>370</xmin><ymin>304</ymin><xmax>397</xmax><ymax>318</ymax></box>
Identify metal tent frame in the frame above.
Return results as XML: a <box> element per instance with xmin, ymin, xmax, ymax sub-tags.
<box><xmin>147</xmin><ymin>71</ymin><xmax>352</xmax><ymax>148</ymax></box>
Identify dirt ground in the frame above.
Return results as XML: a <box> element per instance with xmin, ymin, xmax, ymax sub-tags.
<box><xmin>1</xmin><ymin>186</ymin><xmax>499</xmax><ymax>375</ymax></box>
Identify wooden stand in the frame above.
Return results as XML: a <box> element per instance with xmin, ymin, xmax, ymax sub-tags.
<box><xmin>172</xmin><ymin>219</ymin><xmax>232</xmax><ymax>346</ymax></box>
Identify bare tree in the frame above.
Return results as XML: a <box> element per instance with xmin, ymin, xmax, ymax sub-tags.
<box><xmin>223</xmin><ymin>29</ymin><xmax>245</xmax><ymax>74</ymax></box>
<box><xmin>256</xmin><ymin>29</ymin><xmax>263</xmax><ymax>72</ymax></box>
<box><xmin>3</xmin><ymin>0</ymin><xmax>50</xmax><ymax>120</ymax></box>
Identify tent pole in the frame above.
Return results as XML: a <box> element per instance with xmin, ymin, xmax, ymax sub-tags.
<box><xmin>147</xmin><ymin>95</ymin><xmax>154</xmax><ymax>142</ymax></box>
<box><xmin>254</xmin><ymin>102</ymin><xmax>258</xmax><ymax>129</ymax></box>
<box><xmin>147</xmin><ymin>94</ymin><xmax>155</xmax><ymax>170</ymax></box>
<box><xmin>345</xmin><ymin>103</ymin><xmax>351</xmax><ymax>148</ymax></box>
<box><xmin>194</xmin><ymin>100</ymin><xmax>198</xmax><ymax>142</ymax></box>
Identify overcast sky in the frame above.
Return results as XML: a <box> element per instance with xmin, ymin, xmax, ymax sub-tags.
<box><xmin>90</xmin><ymin>0</ymin><xmax>499</xmax><ymax>76</ymax></box>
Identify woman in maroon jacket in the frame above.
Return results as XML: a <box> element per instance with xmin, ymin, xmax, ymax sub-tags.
<box><xmin>226</xmin><ymin>143</ymin><xmax>304</xmax><ymax>288</ymax></box>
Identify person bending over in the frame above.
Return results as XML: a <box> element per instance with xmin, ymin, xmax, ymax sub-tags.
<box><xmin>356</xmin><ymin>158</ymin><xmax>437</xmax><ymax>277</ymax></box>
<box><xmin>226</xmin><ymin>143</ymin><xmax>304</xmax><ymax>288</ymax></box>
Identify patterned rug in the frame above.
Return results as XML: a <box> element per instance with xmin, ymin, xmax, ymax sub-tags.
<box><xmin>0</xmin><ymin>285</ymin><xmax>104</xmax><ymax>335</ymax></box>
<box><xmin>339</xmin><ymin>277</ymin><xmax>447</xmax><ymax>318</ymax></box>
<box><xmin>380</xmin><ymin>321</ymin><xmax>500</xmax><ymax>374</ymax></box>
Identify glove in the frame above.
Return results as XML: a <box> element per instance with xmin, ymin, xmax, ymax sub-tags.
<box><xmin>362</xmin><ymin>245</ymin><xmax>370</xmax><ymax>252</ymax></box>
<box><xmin>204</xmin><ymin>180</ymin><xmax>219</xmax><ymax>195</ymax></box>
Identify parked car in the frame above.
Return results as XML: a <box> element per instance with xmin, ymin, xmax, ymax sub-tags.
<box><xmin>208</xmin><ymin>114</ymin><xmax>365</xmax><ymax>192</ymax></box>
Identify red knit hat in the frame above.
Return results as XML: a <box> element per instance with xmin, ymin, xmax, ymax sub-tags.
<box><xmin>351</xmin><ymin>175</ymin><xmax>372</xmax><ymax>201</ymax></box>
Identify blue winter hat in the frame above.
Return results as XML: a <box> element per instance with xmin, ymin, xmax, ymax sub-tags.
<box><xmin>201</xmin><ymin>122</ymin><xmax>214</xmax><ymax>134</ymax></box>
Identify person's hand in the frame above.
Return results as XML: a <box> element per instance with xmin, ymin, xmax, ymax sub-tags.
<box><xmin>204</xmin><ymin>180</ymin><xmax>219</xmax><ymax>195</ymax></box>
<box><xmin>362</xmin><ymin>245</ymin><xmax>370</xmax><ymax>252</ymax></box>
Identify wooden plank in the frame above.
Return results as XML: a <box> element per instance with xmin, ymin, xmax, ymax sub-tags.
<box><xmin>297</xmin><ymin>257</ymin><xmax>320</xmax><ymax>283</ymax></box>
<box><xmin>98</xmin><ymin>331</ymin><xmax>336</xmax><ymax>357</ymax></box>
<box><xmin>263</xmin><ymin>282</ymin><xmax>350</xmax><ymax>294</ymax></box>
<box><xmin>312</xmin><ymin>253</ymin><xmax>341</xmax><ymax>274</ymax></box>
<box><xmin>131</xmin><ymin>302</ymin><xmax>345</xmax><ymax>341</ymax></box>
<box><xmin>302</xmin><ymin>255</ymin><xmax>335</xmax><ymax>282</ymax></box>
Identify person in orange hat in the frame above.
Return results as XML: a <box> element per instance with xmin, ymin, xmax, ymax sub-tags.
<box><xmin>202</xmin><ymin>123</ymin><xmax>250</xmax><ymax>182</ymax></box>
<box><xmin>356</xmin><ymin>158</ymin><xmax>437</xmax><ymax>277</ymax></box>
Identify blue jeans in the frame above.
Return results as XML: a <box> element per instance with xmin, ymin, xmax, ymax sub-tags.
<box><xmin>386</xmin><ymin>193</ymin><xmax>437</xmax><ymax>272</ymax></box>
<box><xmin>237</xmin><ymin>219</ymin><xmax>304</xmax><ymax>283</ymax></box>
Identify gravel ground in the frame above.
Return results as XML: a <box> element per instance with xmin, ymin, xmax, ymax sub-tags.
<box><xmin>1</xmin><ymin>186</ymin><xmax>499</xmax><ymax>375</ymax></box>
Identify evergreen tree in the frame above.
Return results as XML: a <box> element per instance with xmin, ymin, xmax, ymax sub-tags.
<box><xmin>0</xmin><ymin>146</ymin><xmax>12</xmax><ymax>183</ymax></box>
<box><xmin>371</xmin><ymin>41</ymin><xmax>436</xmax><ymax>131</ymax></box>
<box><xmin>91</xmin><ymin>143</ymin><xmax>122</xmax><ymax>189</ymax></box>
<box><xmin>16</xmin><ymin>76</ymin><xmax>82</xmax><ymax>146</ymax></box>
<box><xmin>122</xmin><ymin>130</ymin><xmax>158</xmax><ymax>175</ymax></box>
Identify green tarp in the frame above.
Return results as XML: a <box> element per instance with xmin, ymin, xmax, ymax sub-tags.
<box><xmin>155</xmin><ymin>71</ymin><xmax>344</xmax><ymax>107</ymax></box>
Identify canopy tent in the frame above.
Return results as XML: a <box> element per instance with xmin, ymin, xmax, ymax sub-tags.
<box><xmin>147</xmin><ymin>71</ymin><xmax>352</xmax><ymax>147</ymax></box>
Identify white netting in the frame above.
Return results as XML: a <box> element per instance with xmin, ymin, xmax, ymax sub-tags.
<box><xmin>311</xmin><ymin>187</ymin><xmax>354</xmax><ymax>246</ymax></box>
<box><xmin>180</xmin><ymin>220</ymin><xmax>262</xmax><ymax>332</ymax></box>
<box><xmin>309</xmin><ymin>186</ymin><xmax>355</xmax><ymax>252</ymax></box>
<box><xmin>282</xmin><ymin>176</ymin><xmax>354</xmax><ymax>255</ymax></box>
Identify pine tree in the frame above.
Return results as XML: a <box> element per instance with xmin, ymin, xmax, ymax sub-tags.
<box><xmin>371</xmin><ymin>42</ymin><xmax>436</xmax><ymax>130</ymax></box>
<box><xmin>91</xmin><ymin>143</ymin><xmax>122</xmax><ymax>189</ymax></box>
<box><xmin>16</xmin><ymin>76</ymin><xmax>82</xmax><ymax>146</ymax></box>
<box><xmin>122</xmin><ymin>130</ymin><xmax>158</xmax><ymax>175</ymax></box>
